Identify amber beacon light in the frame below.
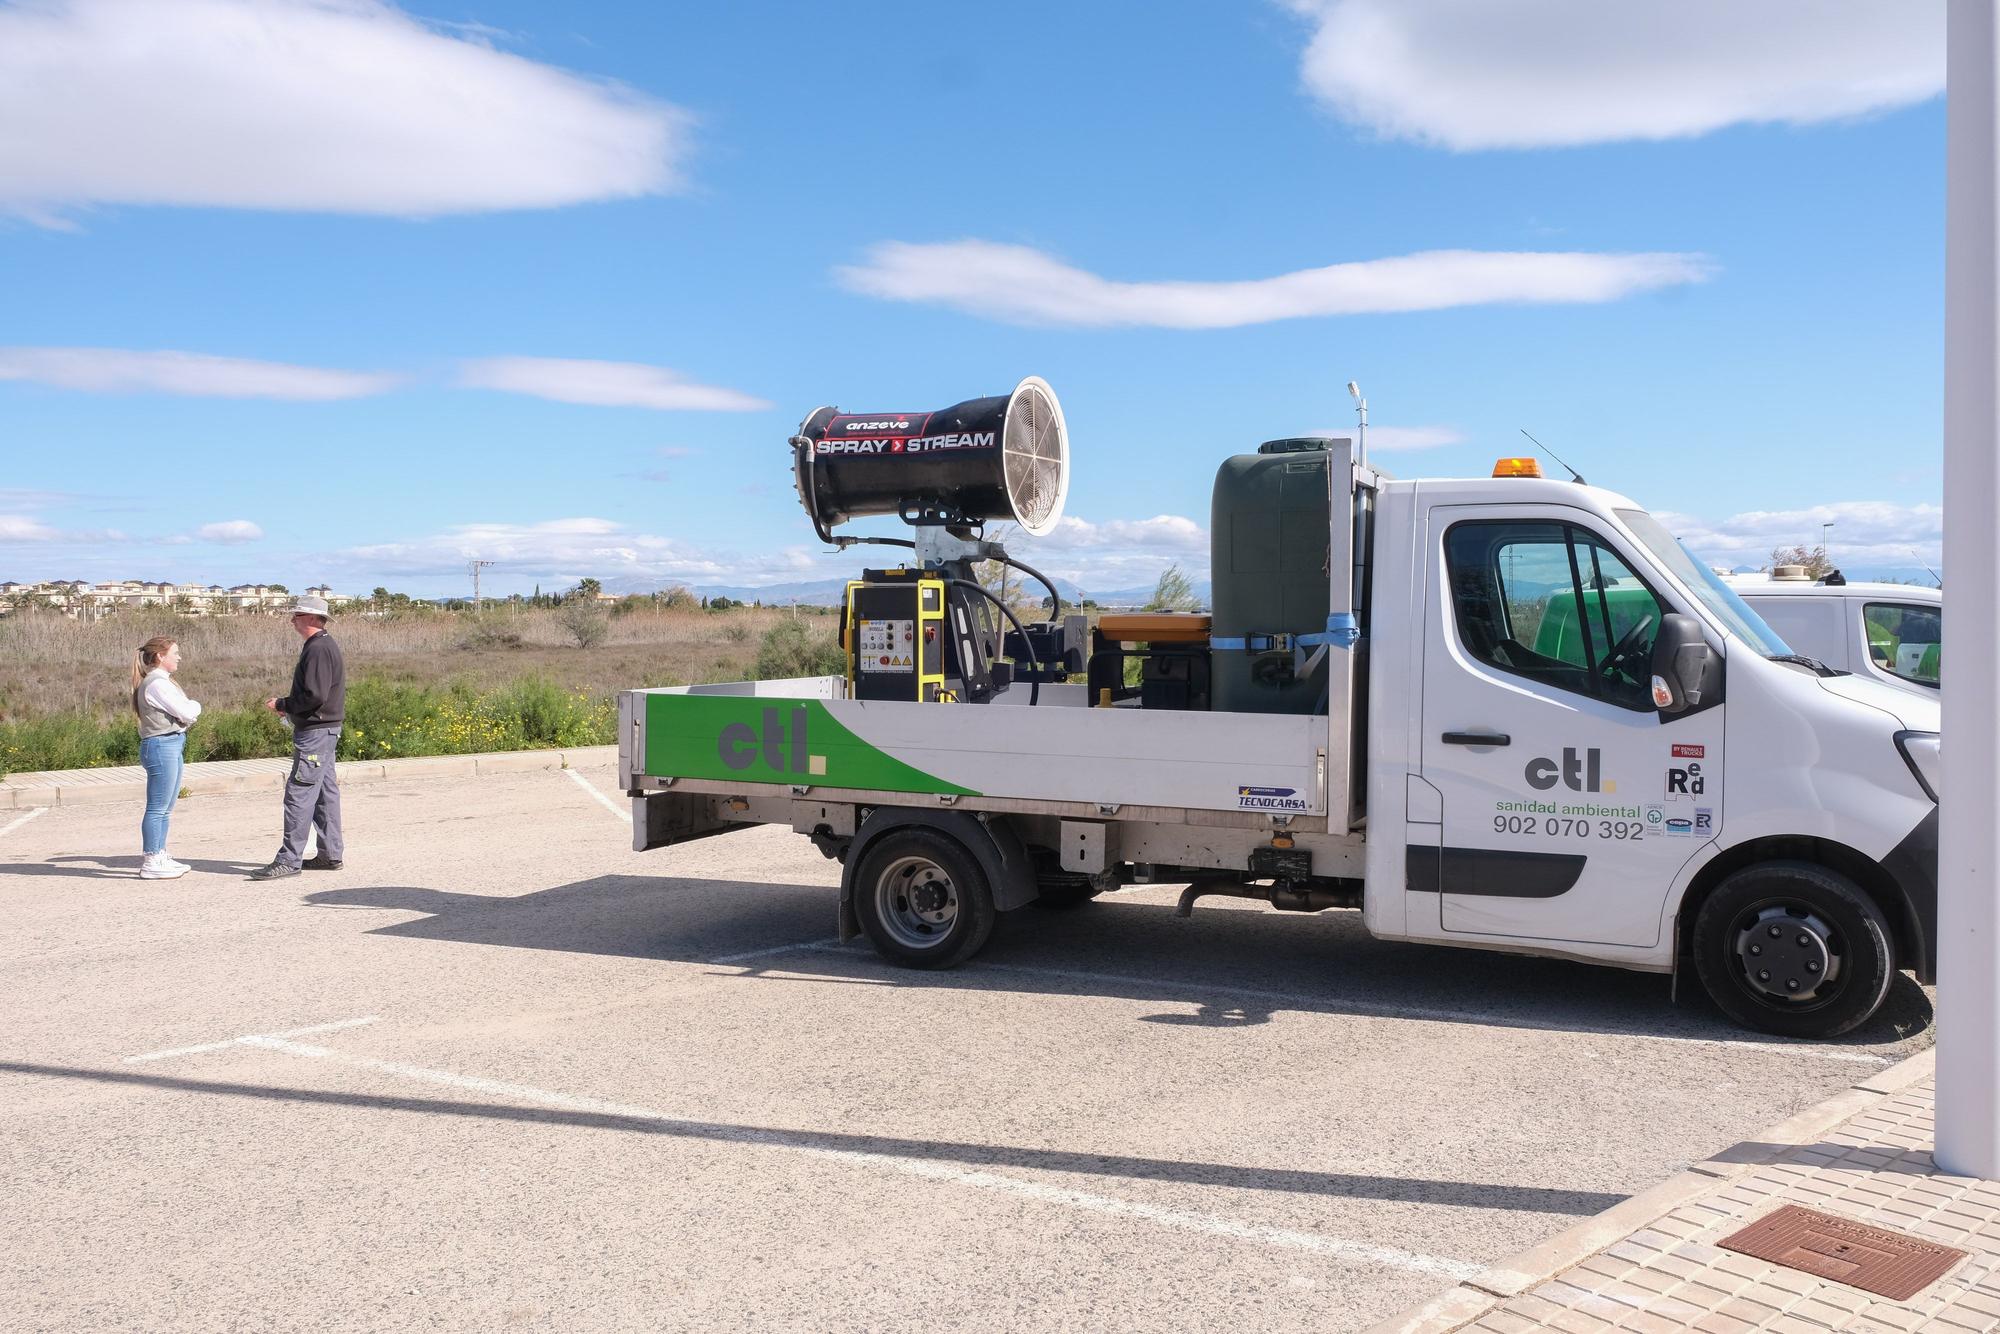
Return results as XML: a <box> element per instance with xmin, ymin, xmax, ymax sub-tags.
<box><xmin>1491</xmin><ymin>457</ymin><xmax>1544</xmax><ymax>478</ymax></box>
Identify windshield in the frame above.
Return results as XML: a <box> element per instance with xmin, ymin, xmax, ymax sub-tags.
<box><xmin>1616</xmin><ymin>508</ymin><xmax>1792</xmax><ymax>656</ymax></box>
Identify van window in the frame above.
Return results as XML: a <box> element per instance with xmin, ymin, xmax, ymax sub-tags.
<box><xmin>1744</xmin><ymin>598</ymin><xmax>1845</xmax><ymax>668</ymax></box>
<box><xmin>1863</xmin><ymin>602</ymin><xmax>1941</xmax><ymax>686</ymax></box>
<box><xmin>1445</xmin><ymin>520</ymin><xmax>1664</xmax><ymax>711</ymax></box>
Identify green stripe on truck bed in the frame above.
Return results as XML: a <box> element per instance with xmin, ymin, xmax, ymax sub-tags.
<box><xmin>643</xmin><ymin>694</ymin><xmax>978</xmax><ymax>796</ymax></box>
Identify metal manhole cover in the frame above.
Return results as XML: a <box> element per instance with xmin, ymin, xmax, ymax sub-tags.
<box><xmin>1719</xmin><ymin>1204</ymin><xmax>1967</xmax><ymax>1301</ymax></box>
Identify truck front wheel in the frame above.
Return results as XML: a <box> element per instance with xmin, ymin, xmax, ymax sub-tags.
<box><xmin>853</xmin><ymin>829</ymin><xmax>997</xmax><ymax>970</ymax></box>
<box><xmin>1691</xmin><ymin>861</ymin><xmax>1895</xmax><ymax>1040</ymax></box>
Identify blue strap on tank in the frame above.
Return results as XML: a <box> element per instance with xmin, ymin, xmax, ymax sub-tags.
<box><xmin>1211</xmin><ymin>613</ymin><xmax>1359</xmax><ymax>652</ymax></box>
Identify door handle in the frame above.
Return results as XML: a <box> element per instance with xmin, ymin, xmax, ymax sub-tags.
<box><xmin>1442</xmin><ymin>731</ymin><xmax>1510</xmax><ymax>746</ymax></box>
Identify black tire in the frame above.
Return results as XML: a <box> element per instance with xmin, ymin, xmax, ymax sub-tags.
<box><xmin>1691</xmin><ymin>860</ymin><xmax>1895</xmax><ymax>1039</ymax></box>
<box><xmin>852</xmin><ymin>828</ymin><xmax>997</xmax><ymax>969</ymax></box>
<box><xmin>1033</xmin><ymin>882</ymin><xmax>1102</xmax><ymax>910</ymax></box>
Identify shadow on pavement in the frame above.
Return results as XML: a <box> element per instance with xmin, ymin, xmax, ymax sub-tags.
<box><xmin>298</xmin><ymin>874</ymin><xmax>1933</xmax><ymax>1052</ymax></box>
<box><xmin>0</xmin><ymin>854</ymin><xmax>268</xmax><ymax>879</ymax></box>
<box><xmin>0</xmin><ymin>1059</ymin><xmax>1626</xmax><ymax>1217</ymax></box>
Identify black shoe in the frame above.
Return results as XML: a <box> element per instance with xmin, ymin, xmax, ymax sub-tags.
<box><xmin>302</xmin><ymin>855</ymin><xmax>344</xmax><ymax>871</ymax></box>
<box><xmin>249</xmin><ymin>861</ymin><xmax>301</xmax><ymax>881</ymax></box>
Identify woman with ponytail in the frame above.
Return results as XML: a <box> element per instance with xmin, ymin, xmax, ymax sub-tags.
<box><xmin>132</xmin><ymin>635</ymin><xmax>201</xmax><ymax>879</ymax></box>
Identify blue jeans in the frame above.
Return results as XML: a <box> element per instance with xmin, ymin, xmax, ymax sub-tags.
<box><xmin>140</xmin><ymin>731</ymin><xmax>185</xmax><ymax>855</ymax></box>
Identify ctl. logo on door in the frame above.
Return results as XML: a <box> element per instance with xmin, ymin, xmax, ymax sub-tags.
<box><xmin>716</xmin><ymin>706</ymin><xmax>828</xmax><ymax>777</ymax></box>
<box><xmin>1524</xmin><ymin>747</ymin><xmax>1616</xmax><ymax>793</ymax></box>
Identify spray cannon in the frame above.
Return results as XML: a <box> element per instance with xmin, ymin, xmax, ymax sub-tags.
<box><xmin>788</xmin><ymin>377</ymin><xmax>1083</xmax><ymax>705</ymax></box>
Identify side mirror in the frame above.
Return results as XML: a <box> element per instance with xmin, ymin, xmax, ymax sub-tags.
<box><xmin>1650</xmin><ymin>613</ymin><xmax>1716</xmax><ymax>715</ymax></box>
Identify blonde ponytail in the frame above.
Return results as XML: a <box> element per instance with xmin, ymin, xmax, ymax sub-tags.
<box><xmin>131</xmin><ymin>636</ymin><xmax>177</xmax><ymax>703</ymax></box>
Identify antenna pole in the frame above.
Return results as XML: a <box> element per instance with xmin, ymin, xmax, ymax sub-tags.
<box><xmin>468</xmin><ymin>558</ymin><xmax>494</xmax><ymax>612</ymax></box>
<box><xmin>1519</xmin><ymin>428</ymin><xmax>1587</xmax><ymax>486</ymax></box>
<box><xmin>1347</xmin><ymin>380</ymin><xmax>1367</xmax><ymax>469</ymax></box>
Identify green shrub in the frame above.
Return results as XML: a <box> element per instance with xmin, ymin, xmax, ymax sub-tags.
<box><xmin>558</xmin><ymin>601</ymin><xmax>609</xmax><ymax>648</ymax></box>
<box><xmin>754</xmin><ymin>620</ymin><xmax>846</xmax><ymax>680</ymax></box>
<box><xmin>458</xmin><ymin>616</ymin><xmax>524</xmax><ymax>650</ymax></box>
<box><xmin>0</xmin><ymin>673</ymin><xmax>619</xmax><ymax>774</ymax></box>
<box><xmin>187</xmin><ymin>705</ymin><xmax>290</xmax><ymax>762</ymax></box>
<box><xmin>0</xmin><ymin>712</ymin><xmax>138</xmax><ymax>775</ymax></box>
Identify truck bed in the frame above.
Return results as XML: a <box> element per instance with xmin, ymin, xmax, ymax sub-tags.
<box><xmin>620</xmin><ymin>677</ymin><xmax>1329</xmax><ymax>820</ymax></box>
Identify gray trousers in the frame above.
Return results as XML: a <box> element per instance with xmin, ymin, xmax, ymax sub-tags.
<box><xmin>279</xmin><ymin>726</ymin><xmax>343</xmax><ymax>867</ymax></box>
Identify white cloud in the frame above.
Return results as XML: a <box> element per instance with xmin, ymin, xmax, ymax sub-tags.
<box><xmin>837</xmin><ymin>240</ymin><xmax>1712</xmax><ymax>329</ymax></box>
<box><xmin>1658</xmin><ymin>500</ymin><xmax>1942</xmax><ymax>574</ymax></box>
<box><xmin>1037</xmin><ymin>514</ymin><xmax>1207</xmax><ymax>553</ymax></box>
<box><xmin>0</xmin><ymin>516</ymin><xmax>60</xmax><ymax>542</ymax></box>
<box><xmin>1002</xmin><ymin>513</ymin><xmax>1212</xmax><ymax>595</ymax></box>
<box><xmin>324</xmin><ymin>510</ymin><xmax>1227</xmax><ymax>597</ymax></box>
<box><xmin>457</xmin><ymin>357</ymin><xmax>773</xmax><ymax>412</ymax></box>
<box><xmin>195</xmin><ymin>519</ymin><xmax>264</xmax><ymax>543</ymax></box>
<box><xmin>0</xmin><ymin>347</ymin><xmax>400</xmax><ymax>400</ymax></box>
<box><xmin>1284</xmin><ymin>0</ymin><xmax>1942</xmax><ymax>151</ymax></box>
<box><xmin>336</xmin><ymin>517</ymin><xmax>824</xmax><ymax>588</ymax></box>
<box><xmin>0</xmin><ymin>0</ymin><xmax>688</xmax><ymax>224</ymax></box>
<box><xmin>0</xmin><ymin>513</ymin><xmax>127</xmax><ymax>544</ymax></box>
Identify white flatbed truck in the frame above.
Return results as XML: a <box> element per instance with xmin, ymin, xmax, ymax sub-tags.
<box><xmin>620</xmin><ymin>424</ymin><xmax>1939</xmax><ymax>1040</ymax></box>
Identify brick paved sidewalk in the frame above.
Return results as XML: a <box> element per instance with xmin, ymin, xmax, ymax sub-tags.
<box><xmin>1377</xmin><ymin>1050</ymin><xmax>2000</xmax><ymax>1333</ymax></box>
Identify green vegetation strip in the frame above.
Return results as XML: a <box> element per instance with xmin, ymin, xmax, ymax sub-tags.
<box><xmin>0</xmin><ymin>676</ymin><xmax>616</xmax><ymax>777</ymax></box>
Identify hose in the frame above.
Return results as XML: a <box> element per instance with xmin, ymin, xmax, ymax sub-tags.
<box><xmin>996</xmin><ymin>553</ymin><xmax>1063</xmax><ymax>619</ymax></box>
<box><xmin>944</xmin><ymin>579</ymin><xmax>1041</xmax><ymax>706</ymax></box>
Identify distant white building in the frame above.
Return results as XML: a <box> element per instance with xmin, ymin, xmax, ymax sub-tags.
<box><xmin>0</xmin><ymin>579</ymin><xmax>351</xmax><ymax>618</ymax></box>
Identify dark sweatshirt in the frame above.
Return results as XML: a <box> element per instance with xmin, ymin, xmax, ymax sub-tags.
<box><xmin>277</xmin><ymin>631</ymin><xmax>345</xmax><ymax>729</ymax></box>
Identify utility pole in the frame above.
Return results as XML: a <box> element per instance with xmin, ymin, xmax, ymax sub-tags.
<box><xmin>468</xmin><ymin>558</ymin><xmax>494</xmax><ymax>612</ymax></box>
<box><xmin>1939</xmin><ymin>0</ymin><xmax>2000</xmax><ymax>1181</ymax></box>
<box><xmin>1821</xmin><ymin>520</ymin><xmax>1835</xmax><ymax>572</ymax></box>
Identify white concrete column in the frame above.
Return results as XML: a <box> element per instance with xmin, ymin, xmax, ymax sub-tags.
<box><xmin>1939</xmin><ymin>0</ymin><xmax>2000</xmax><ymax>1182</ymax></box>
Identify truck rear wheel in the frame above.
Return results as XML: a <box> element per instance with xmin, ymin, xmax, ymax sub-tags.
<box><xmin>853</xmin><ymin>829</ymin><xmax>997</xmax><ymax>970</ymax></box>
<box><xmin>1691</xmin><ymin>861</ymin><xmax>1895</xmax><ymax>1040</ymax></box>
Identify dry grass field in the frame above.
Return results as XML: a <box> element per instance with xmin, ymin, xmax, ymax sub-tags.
<box><xmin>0</xmin><ymin>605</ymin><xmax>842</xmax><ymax>774</ymax></box>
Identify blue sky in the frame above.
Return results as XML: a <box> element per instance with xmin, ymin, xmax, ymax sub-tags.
<box><xmin>0</xmin><ymin>0</ymin><xmax>1949</xmax><ymax>596</ymax></box>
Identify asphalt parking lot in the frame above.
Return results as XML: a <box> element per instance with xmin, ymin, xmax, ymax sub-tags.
<box><xmin>0</xmin><ymin>762</ymin><xmax>1935</xmax><ymax>1333</ymax></box>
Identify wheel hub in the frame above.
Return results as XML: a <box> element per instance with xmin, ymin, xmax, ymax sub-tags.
<box><xmin>875</xmin><ymin>855</ymin><xmax>960</xmax><ymax>949</ymax></box>
<box><xmin>1733</xmin><ymin>905</ymin><xmax>1839</xmax><ymax>1002</ymax></box>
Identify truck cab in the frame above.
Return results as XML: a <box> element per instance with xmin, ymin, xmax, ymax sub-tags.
<box><xmin>1363</xmin><ymin>468</ymin><xmax>1938</xmax><ymax>1038</ymax></box>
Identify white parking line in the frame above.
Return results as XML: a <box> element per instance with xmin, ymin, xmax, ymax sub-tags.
<box><xmin>712</xmin><ymin>936</ymin><xmax>844</xmax><ymax>965</ymax></box>
<box><xmin>0</xmin><ymin>807</ymin><xmax>48</xmax><ymax>840</ymax></box>
<box><xmin>750</xmin><ymin>943</ymin><xmax>1889</xmax><ymax>1066</ymax></box>
<box><xmin>241</xmin><ymin>1033</ymin><xmax>1481</xmax><ymax>1282</ymax></box>
<box><xmin>124</xmin><ymin>1016</ymin><xmax>380</xmax><ymax>1064</ymax></box>
<box><xmin>563</xmin><ymin>767</ymin><xmax>627</xmax><ymax>822</ymax></box>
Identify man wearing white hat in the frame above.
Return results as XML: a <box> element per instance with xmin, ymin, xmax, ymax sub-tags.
<box><xmin>252</xmin><ymin>594</ymin><xmax>345</xmax><ymax>881</ymax></box>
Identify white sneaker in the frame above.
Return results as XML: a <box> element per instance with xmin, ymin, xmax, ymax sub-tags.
<box><xmin>161</xmin><ymin>854</ymin><xmax>191</xmax><ymax>875</ymax></box>
<box><xmin>139</xmin><ymin>853</ymin><xmax>187</xmax><ymax>880</ymax></box>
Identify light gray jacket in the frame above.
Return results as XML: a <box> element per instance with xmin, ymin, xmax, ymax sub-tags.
<box><xmin>134</xmin><ymin>669</ymin><xmax>202</xmax><ymax>740</ymax></box>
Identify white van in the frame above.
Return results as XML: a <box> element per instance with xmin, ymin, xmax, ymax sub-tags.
<box><xmin>1727</xmin><ymin>572</ymin><xmax>1941</xmax><ymax>698</ymax></box>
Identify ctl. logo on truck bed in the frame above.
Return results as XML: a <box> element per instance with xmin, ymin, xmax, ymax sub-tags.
<box><xmin>1525</xmin><ymin>747</ymin><xmax>1616</xmax><ymax>793</ymax></box>
<box><xmin>717</xmin><ymin>706</ymin><xmax>827</xmax><ymax>777</ymax></box>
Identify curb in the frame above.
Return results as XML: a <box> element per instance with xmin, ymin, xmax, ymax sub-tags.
<box><xmin>0</xmin><ymin>745</ymin><xmax>621</xmax><ymax>810</ymax></box>
<box><xmin>1365</xmin><ymin>1045</ymin><xmax>1940</xmax><ymax>1334</ymax></box>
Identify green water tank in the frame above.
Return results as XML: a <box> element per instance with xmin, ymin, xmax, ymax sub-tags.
<box><xmin>1210</xmin><ymin>440</ymin><xmax>1331</xmax><ymax>714</ymax></box>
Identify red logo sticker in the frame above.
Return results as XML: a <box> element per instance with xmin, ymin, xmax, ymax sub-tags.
<box><xmin>1672</xmin><ymin>744</ymin><xmax>1706</xmax><ymax>758</ymax></box>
